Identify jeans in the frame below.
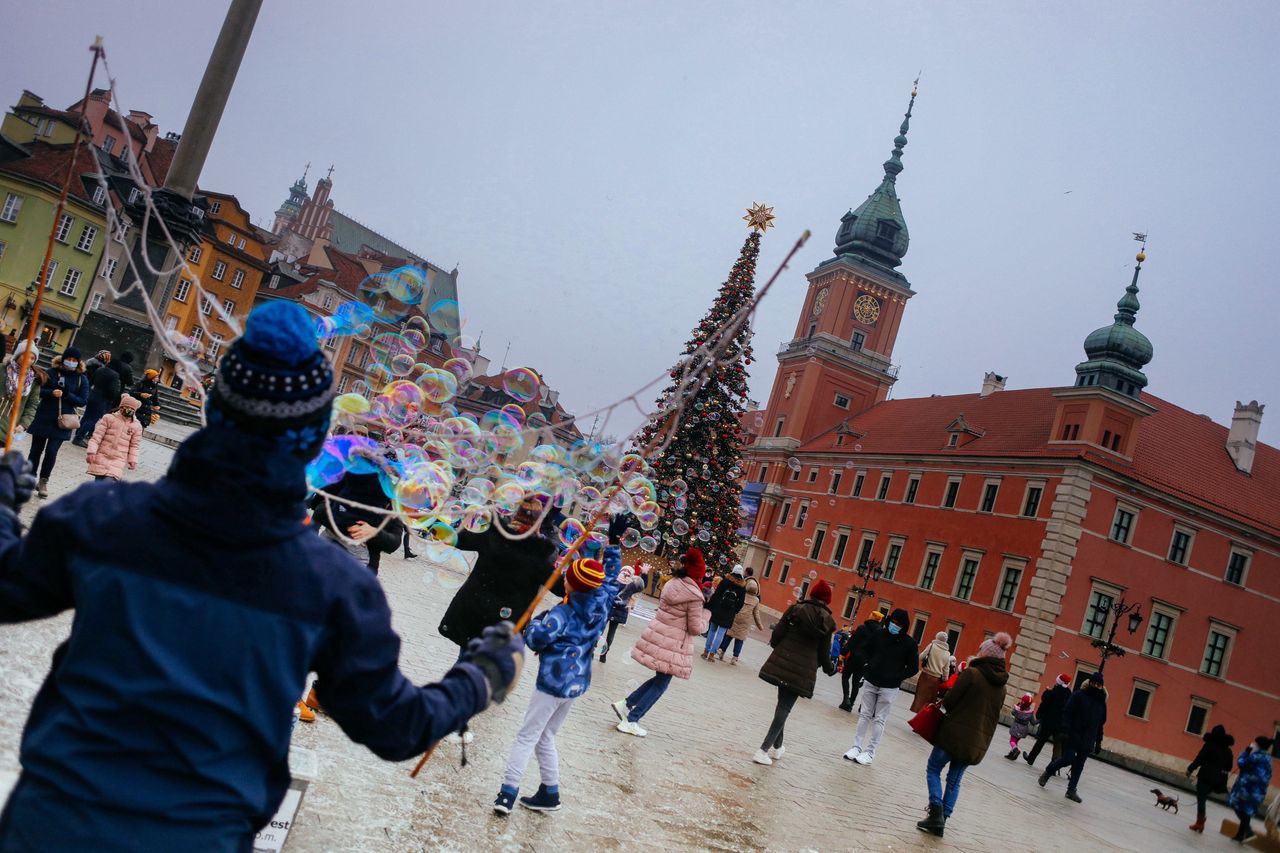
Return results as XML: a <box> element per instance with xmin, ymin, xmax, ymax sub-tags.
<box><xmin>502</xmin><ymin>691</ymin><xmax>575</xmax><ymax>789</ymax></box>
<box><xmin>1044</xmin><ymin>746</ymin><xmax>1089</xmax><ymax>790</ymax></box>
<box><xmin>625</xmin><ymin>672</ymin><xmax>672</xmax><ymax>722</ymax></box>
<box><xmin>74</xmin><ymin>397</ymin><xmax>108</xmax><ymax>442</ymax></box>
<box><xmin>704</xmin><ymin>622</ymin><xmax>729</xmax><ymax>654</ymax></box>
<box><xmin>925</xmin><ymin>745</ymin><xmax>969</xmax><ymax>817</ymax></box>
<box><xmin>760</xmin><ymin>687</ymin><xmax>799</xmax><ymax>750</ymax></box>
<box><xmin>718</xmin><ymin>634</ymin><xmax>744</xmax><ymax>657</ymax></box>
<box><xmin>853</xmin><ymin>683</ymin><xmax>898</xmax><ymax>757</ymax></box>
<box><xmin>27</xmin><ymin>435</ymin><xmax>65</xmax><ymax>479</ymax></box>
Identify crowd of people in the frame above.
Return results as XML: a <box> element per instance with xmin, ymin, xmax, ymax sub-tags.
<box><xmin>0</xmin><ymin>302</ymin><xmax>1273</xmax><ymax>848</ymax></box>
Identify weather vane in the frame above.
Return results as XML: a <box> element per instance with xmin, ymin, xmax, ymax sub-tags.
<box><xmin>743</xmin><ymin>202</ymin><xmax>775</xmax><ymax>232</ymax></box>
<box><xmin>1132</xmin><ymin>232</ymin><xmax>1147</xmax><ymax>245</ymax></box>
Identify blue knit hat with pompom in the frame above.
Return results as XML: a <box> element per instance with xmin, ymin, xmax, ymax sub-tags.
<box><xmin>206</xmin><ymin>301</ymin><xmax>335</xmax><ymax>456</ymax></box>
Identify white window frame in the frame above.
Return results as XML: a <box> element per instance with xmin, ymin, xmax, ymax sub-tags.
<box><xmin>237</xmin><ymin>238</ymin><xmax>245</xmax><ymax>250</ymax></box>
<box><xmin>223</xmin><ymin>298</ymin><xmax>236</xmax><ymax>316</ymax></box>
<box><xmin>225</xmin><ymin>231</ymin><xmax>236</xmax><ymax>245</ymax></box>
<box><xmin>1022</xmin><ymin>481</ymin><xmax>1046</xmax><ymax>517</ymax></box>
<box><xmin>101</xmin><ymin>135</ymin><xmax>116</xmax><ymax>154</ymax></box>
<box><xmin>1142</xmin><ymin>601</ymin><xmax>1181</xmax><ymax>661</ymax></box>
<box><xmin>92</xmin><ymin>185</ymin><xmax>108</xmax><ymax>206</ymax></box>
<box><xmin>1200</xmin><ymin>622</ymin><xmax>1236</xmax><ymax>679</ymax></box>
<box><xmin>173</xmin><ymin>279</ymin><xmax>191</xmax><ymax>303</ymax></box>
<box><xmin>54</xmin><ymin>213</ymin><xmax>74</xmax><ymax>242</ymax></box>
<box><xmin>42</xmin><ymin>260</ymin><xmax>58</xmax><ymax>287</ymax></box>
<box><xmin>0</xmin><ymin>193</ymin><xmax>23</xmax><ymax>223</ymax></box>
<box><xmin>1225</xmin><ymin>547</ymin><xmax>1251</xmax><ymax>586</ymax></box>
<box><xmin>212</xmin><ymin>260</ymin><xmax>227</xmax><ymax>281</ymax></box>
<box><xmin>90</xmin><ymin>293</ymin><xmax>104</xmax><ymax>311</ymax></box>
<box><xmin>75</xmin><ymin>224</ymin><xmax>98</xmax><ymax>252</ymax></box>
<box><xmin>1127</xmin><ymin>679</ymin><xmax>1156</xmax><ymax>721</ymax></box>
<box><xmin>1110</xmin><ymin>504</ymin><xmax>1138</xmax><ymax>544</ymax></box>
<box><xmin>231</xmin><ymin>269</ymin><xmax>245</xmax><ymax>289</ymax></box>
<box><xmin>208</xmin><ymin>333</ymin><xmax>225</xmax><ymax>362</ymax></box>
<box><xmin>190</xmin><ymin>326</ymin><xmax>205</xmax><ymax>344</ymax></box>
<box><xmin>59</xmin><ymin>267</ymin><xmax>81</xmax><ymax>297</ymax></box>
<box><xmin>1167</xmin><ymin>526</ymin><xmax>1195</xmax><ymax>566</ymax></box>
<box><xmin>199</xmin><ymin>294</ymin><xmax>214</xmax><ymax>316</ymax></box>
<box><xmin>954</xmin><ymin>553</ymin><xmax>981</xmax><ymax>601</ymax></box>
<box><xmin>833</xmin><ymin>392</ymin><xmax>850</xmax><ymax>409</ymax></box>
<box><xmin>101</xmin><ymin>257</ymin><xmax>118</xmax><ymax>280</ymax></box>
<box><xmin>188</xmin><ymin>246</ymin><xmax>203</xmax><ymax>264</ymax></box>
<box><xmin>268</xmin><ymin>273</ymin><xmax>281</xmax><ymax>289</ymax></box>
<box><xmin>321</xmin><ymin>293</ymin><xmax>334</xmax><ymax>310</ymax></box>
<box><xmin>210</xmin><ymin>201</ymin><xmax>222</xmax><ymax>215</ymax></box>
<box><xmin>942</xmin><ymin>476</ymin><xmax>962</xmax><ymax>509</ymax></box>
<box><xmin>164</xmin><ymin>315</ymin><xmax>178</xmax><ymax>332</ymax></box>
<box><xmin>0</xmin><ymin>240</ymin><xmax>6</xmax><ymax>260</ymax></box>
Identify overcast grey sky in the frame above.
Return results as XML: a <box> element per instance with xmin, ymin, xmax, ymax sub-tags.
<box><xmin>6</xmin><ymin>1</ymin><xmax>1280</xmax><ymax>443</ymax></box>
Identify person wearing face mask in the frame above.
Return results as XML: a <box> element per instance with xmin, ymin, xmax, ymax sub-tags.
<box><xmin>84</xmin><ymin>394</ymin><xmax>143</xmax><ymax>482</ymax></box>
<box><xmin>26</xmin><ymin>347</ymin><xmax>89</xmax><ymax>498</ymax></box>
<box><xmin>842</xmin><ymin>608</ymin><xmax>919</xmax><ymax>766</ymax></box>
<box><xmin>130</xmin><ymin>369</ymin><xmax>162</xmax><ymax>432</ymax></box>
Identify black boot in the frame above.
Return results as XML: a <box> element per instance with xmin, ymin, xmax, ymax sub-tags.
<box><xmin>1037</xmin><ymin>769</ymin><xmax>1052</xmax><ymax>787</ymax></box>
<box><xmin>1065</xmin><ymin>788</ymin><xmax>1082</xmax><ymax>803</ymax></box>
<box><xmin>1005</xmin><ymin>748</ymin><xmax>1020</xmax><ymax>760</ymax></box>
<box><xmin>916</xmin><ymin>803</ymin><xmax>945</xmax><ymax>837</ymax></box>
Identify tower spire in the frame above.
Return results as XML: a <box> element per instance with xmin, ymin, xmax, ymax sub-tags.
<box><xmin>882</xmin><ymin>76</ymin><xmax>919</xmax><ymax>183</ymax></box>
<box><xmin>1073</xmin><ymin>241</ymin><xmax>1154</xmax><ymax>399</ymax></box>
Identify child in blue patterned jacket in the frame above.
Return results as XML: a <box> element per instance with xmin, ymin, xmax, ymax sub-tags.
<box><xmin>493</xmin><ymin>547</ymin><xmax>622</xmax><ymax>815</ymax></box>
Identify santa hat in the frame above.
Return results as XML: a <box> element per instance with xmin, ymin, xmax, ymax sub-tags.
<box><xmin>808</xmin><ymin>579</ymin><xmax>832</xmax><ymax>605</ymax></box>
<box><xmin>565</xmin><ymin>558</ymin><xmax>605</xmax><ymax>593</ymax></box>
<box><xmin>681</xmin><ymin>547</ymin><xmax>706</xmax><ymax>583</ymax></box>
<box><xmin>1018</xmin><ymin>692</ymin><xmax>1034</xmax><ymax>706</ymax></box>
<box><xmin>1056</xmin><ymin>673</ymin><xmax>1072</xmax><ymax>688</ymax></box>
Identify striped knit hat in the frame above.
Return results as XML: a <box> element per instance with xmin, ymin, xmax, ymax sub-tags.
<box><xmin>206</xmin><ymin>301</ymin><xmax>335</xmax><ymax>457</ymax></box>
<box><xmin>565</xmin><ymin>558</ymin><xmax>606</xmax><ymax>593</ymax></box>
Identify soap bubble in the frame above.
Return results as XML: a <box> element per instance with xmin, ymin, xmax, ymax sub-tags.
<box><xmin>696</xmin><ymin>529</ymin><xmax>711</xmax><ymax>542</ymax></box>
<box><xmin>669</xmin><ymin>478</ymin><xmax>689</xmax><ymax>497</ymax></box>
<box><xmin>499</xmin><ymin>607</ymin><xmax>512</xmax><ymax>619</ymax></box>
<box><xmin>621</xmin><ymin>528</ymin><xmax>641</xmax><ymax>548</ymax></box>
<box><xmin>428</xmin><ymin>299</ymin><xmax>460</xmax><ymax>336</ymax></box>
<box><xmin>639</xmin><ymin>535</ymin><xmax>658</xmax><ymax>552</ymax></box>
<box><xmin>559</xmin><ymin>517</ymin><xmax>586</xmax><ymax>546</ymax></box>
<box><xmin>386</xmin><ymin>265</ymin><xmax>427</xmax><ymax>305</ymax></box>
<box><xmin>672</xmin><ymin>518</ymin><xmax>689</xmax><ymax>536</ymax></box>
<box><xmin>786</xmin><ymin>457</ymin><xmax>802</xmax><ymax>471</ymax></box>
<box><xmin>503</xmin><ymin>367</ymin><xmax>540</xmax><ymax>403</ymax></box>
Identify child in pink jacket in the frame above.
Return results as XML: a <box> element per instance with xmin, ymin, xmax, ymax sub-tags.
<box><xmin>610</xmin><ymin>547</ymin><xmax>709</xmax><ymax>737</ymax></box>
<box><xmin>86</xmin><ymin>394</ymin><xmax>143</xmax><ymax>481</ymax></box>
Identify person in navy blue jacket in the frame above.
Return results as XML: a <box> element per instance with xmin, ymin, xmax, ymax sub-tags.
<box><xmin>26</xmin><ymin>347</ymin><xmax>89</xmax><ymax>498</ymax></box>
<box><xmin>493</xmin><ymin>547</ymin><xmax>622</xmax><ymax>815</ymax></box>
<box><xmin>0</xmin><ymin>302</ymin><xmax>524</xmax><ymax>853</ymax></box>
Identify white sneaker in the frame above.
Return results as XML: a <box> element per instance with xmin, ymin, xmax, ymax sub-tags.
<box><xmin>752</xmin><ymin>749</ymin><xmax>773</xmax><ymax>766</ymax></box>
<box><xmin>461</xmin><ymin>730</ymin><xmax>474</xmax><ymax>745</ymax></box>
<box><xmin>843</xmin><ymin>746</ymin><xmax>861</xmax><ymax>761</ymax></box>
<box><xmin>855</xmin><ymin>751</ymin><xmax>874</xmax><ymax>765</ymax></box>
<box><xmin>768</xmin><ymin>746</ymin><xmax>785</xmax><ymax>760</ymax></box>
<box><xmin>611</xmin><ymin>699</ymin><xmax>628</xmax><ymax>721</ymax></box>
<box><xmin>616</xmin><ymin>721</ymin><xmax>647</xmax><ymax>737</ymax></box>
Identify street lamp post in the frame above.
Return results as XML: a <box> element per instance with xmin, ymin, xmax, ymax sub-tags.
<box><xmin>1092</xmin><ymin>597</ymin><xmax>1144</xmax><ymax>673</ymax></box>
<box><xmin>848</xmin><ymin>557</ymin><xmax>884</xmax><ymax>625</ymax></box>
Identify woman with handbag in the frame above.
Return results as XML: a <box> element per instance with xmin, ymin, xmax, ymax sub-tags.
<box><xmin>752</xmin><ymin>580</ymin><xmax>836</xmax><ymax>766</ymax></box>
<box><xmin>915</xmin><ymin>632</ymin><xmax>1011</xmax><ymax>838</ymax></box>
<box><xmin>27</xmin><ymin>347</ymin><xmax>89</xmax><ymax>498</ymax></box>
<box><xmin>1186</xmin><ymin>724</ymin><xmax>1234</xmax><ymax>833</ymax></box>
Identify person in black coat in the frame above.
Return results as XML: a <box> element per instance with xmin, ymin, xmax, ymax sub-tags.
<box><xmin>115</xmin><ymin>351</ymin><xmax>135</xmax><ymax>393</ymax></box>
<box><xmin>1187</xmin><ymin>724</ymin><xmax>1235</xmax><ymax>832</ymax></box>
<box><xmin>838</xmin><ymin>610</ymin><xmax>884</xmax><ymax>711</ymax></box>
<box><xmin>1023</xmin><ymin>673</ymin><xmax>1073</xmax><ymax>766</ymax></box>
<box><xmin>311</xmin><ymin>470</ymin><xmax>402</xmax><ymax>574</ymax></box>
<box><xmin>440</xmin><ymin>495</ymin><xmax>563</xmax><ymax>654</ymax></box>
<box><xmin>130</xmin><ymin>370</ymin><xmax>162</xmax><ymax>431</ymax></box>
<box><xmin>700</xmin><ymin>568</ymin><xmax>747</xmax><ymax>660</ymax></box>
<box><xmin>1037</xmin><ymin>672</ymin><xmax>1108</xmax><ymax>802</ymax></box>
<box><xmin>73</xmin><ymin>355</ymin><xmax>120</xmax><ymax>447</ymax></box>
<box><xmin>27</xmin><ymin>349</ymin><xmax>89</xmax><ymax>497</ymax></box>
<box><xmin>843</xmin><ymin>608</ymin><xmax>918</xmax><ymax>765</ymax></box>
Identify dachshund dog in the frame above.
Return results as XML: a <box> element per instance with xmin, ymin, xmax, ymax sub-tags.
<box><xmin>1150</xmin><ymin>788</ymin><xmax>1180</xmax><ymax>813</ymax></box>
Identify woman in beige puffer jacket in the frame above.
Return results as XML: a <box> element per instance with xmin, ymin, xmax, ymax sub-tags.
<box><xmin>85</xmin><ymin>394</ymin><xmax>142</xmax><ymax>481</ymax></box>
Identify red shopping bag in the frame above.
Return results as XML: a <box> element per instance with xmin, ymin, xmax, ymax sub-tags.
<box><xmin>908</xmin><ymin>701</ymin><xmax>944</xmax><ymax>743</ymax></box>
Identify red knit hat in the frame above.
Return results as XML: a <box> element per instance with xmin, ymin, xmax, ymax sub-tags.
<box><xmin>565</xmin><ymin>558</ymin><xmax>605</xmax><ymax>593</ymax></box>
<box><xmin>808</xmin><ymin>579</ymin><xmax>832</xmax><ymax>605</ymax></box>
<box><xmin>681</xmin><ymin>548</ymin><xmax>706</xmax><ymax>583</ymax></box>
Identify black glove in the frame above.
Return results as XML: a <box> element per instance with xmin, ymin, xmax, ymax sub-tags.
<box><xmin>822</xmin><ymin>659</ymin><xmax>838</xmax><ymax>677</ymax></box>
<box><xmin>459</xmin><ymin>622</ymin><xmax>525</xmax><ymax>706</ymax></box>
<box><xmin>0</xmin><ymin>451</ymin><xmax>36</xmax><ymax>511</ymax></box>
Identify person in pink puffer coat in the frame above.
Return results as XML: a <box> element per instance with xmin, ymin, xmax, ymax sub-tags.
<box><xmin>85</xmin><ymin>394</ymin><xmax>142</xmax><ymax>481</ymax></box>
<box><xmin>610</xmin><ymin>548</ymin><xmax>709</xmax><ymax>737</ymax></box>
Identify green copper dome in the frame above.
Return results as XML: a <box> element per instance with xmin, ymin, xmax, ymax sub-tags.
<box><xmin>1074</xmin><ymin>255</ymin><xmax>1154</xmax><ymax>398</ymax></box>
<box><xmin>833</xmin><ymin>87</ymin><xmax>917</xmax><ymax>269</ymax></box>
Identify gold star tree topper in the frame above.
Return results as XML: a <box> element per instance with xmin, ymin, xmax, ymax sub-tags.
<box><xmin>743</xmin><ymin>202</ymin><xmax>775</xmax><ymax>232</ymax></box>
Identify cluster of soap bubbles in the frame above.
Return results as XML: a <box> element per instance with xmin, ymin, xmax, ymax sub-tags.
<box><xmin>304</xmin><ymin>277</ymin><xmax>666</xmax><ymax>578</ymax></box>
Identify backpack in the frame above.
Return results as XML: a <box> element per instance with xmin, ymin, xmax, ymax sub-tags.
<box><xmin>720</xmin><ymin>582</ymin><xmax>744</xmax><ymax>613</ymax></box>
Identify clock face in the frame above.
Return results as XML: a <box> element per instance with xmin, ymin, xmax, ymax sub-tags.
<box><xmin>812</xmin><ymin>287</ymin><xmax>829</xmax><ymax>317</ymax></box>
<box><xmin>853</xmin><ymin>293</ymin><xmax>881</xmax><ymax>325</ymax></box>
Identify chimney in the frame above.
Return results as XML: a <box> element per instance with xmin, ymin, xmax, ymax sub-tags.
<box><xmin>1226</xmin><ymin>400</ymin><xmax>1264</xmax><ymax>475</ymax></box>
<box><xmin>126</xmin><ymin>110</ymin><xmax>153</xmax><ymax>127</ymax></box>
<box><xmin>980</xmin><ymin>372</ymin><xmax>1007</xmax><ymax>397</ymax></box>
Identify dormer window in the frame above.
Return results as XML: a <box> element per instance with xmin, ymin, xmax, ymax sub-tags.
<box><xmin>947</xmin><ymin>433</ymin><xmax>958</xmax><ymax>448</ymax></box>
<box><xmin>874</xmin><ymin>221</ymin><xmax>899</xmax><ymax>249</ymax></box>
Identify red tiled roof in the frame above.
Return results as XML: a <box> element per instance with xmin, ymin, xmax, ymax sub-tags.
<box><xmin>800</xmin><ymin>388</ymin><xmax>1280</xmax><ymax>537</ymax></box>
<box><xmin>0</xmin><ymin>140</ymin><xmax>101</xmax><ymax>206</ymax></box>
<box><xmin>144</xmin><ymin>137</ymin><xmax>177</xmax><ymax>186</ymax></box>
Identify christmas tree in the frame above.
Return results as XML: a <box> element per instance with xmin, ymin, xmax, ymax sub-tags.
<box><xmin>633</xmin><ymin>204</ymin><xmax>773</xmax><ymax>570</ymax></box>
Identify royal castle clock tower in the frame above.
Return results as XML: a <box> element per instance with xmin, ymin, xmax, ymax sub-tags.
<box><xmin>755</xmin><ymin>84</ymin><xmax>921</xmax><ymax>449</ymax></box>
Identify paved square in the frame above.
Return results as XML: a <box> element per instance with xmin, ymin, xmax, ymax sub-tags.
<box><xmin>0</xmin><ymin>437</ymin><xmax>1242</xmax><ymax>851</ymax></box>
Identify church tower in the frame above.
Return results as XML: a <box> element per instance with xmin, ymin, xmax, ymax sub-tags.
<box><xmin>272</xmin><ymin>165</ymin><xmax>310</xmax><ymax>235</ymax></box>
<box><xmin>758</xmin><ymin>83</ymin><xmax>921</xmax><ymax>446</ymax></box>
